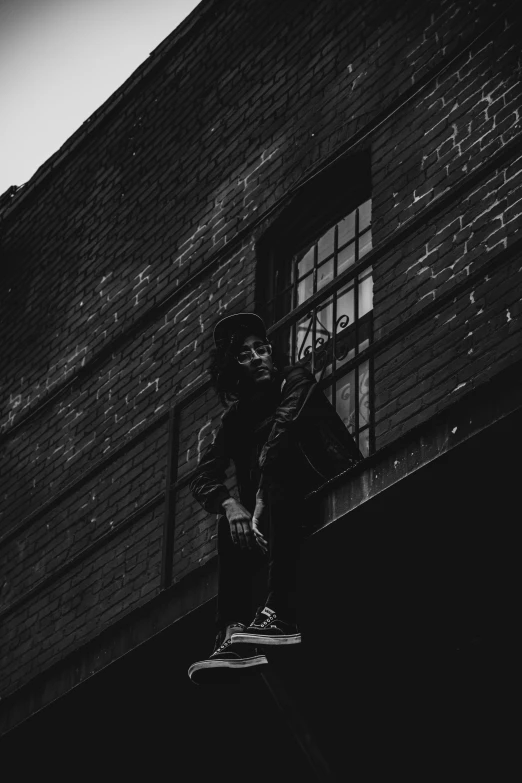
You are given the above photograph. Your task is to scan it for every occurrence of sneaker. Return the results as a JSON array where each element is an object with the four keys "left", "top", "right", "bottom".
[
  {"left": 188, "top": 622, "right": 268, "bottom": 685},
  {"left": 231, "top": 607, "right": 301, "bottom": 646}
]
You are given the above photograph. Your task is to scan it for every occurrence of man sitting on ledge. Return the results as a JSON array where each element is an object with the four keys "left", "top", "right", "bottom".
[{"left": 188, "top": 311, "right": 362, "bottom": 685}]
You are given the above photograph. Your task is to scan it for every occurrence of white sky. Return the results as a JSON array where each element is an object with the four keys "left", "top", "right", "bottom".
[{"left": 0, "top": 0, "right": 202, "bottom": 196}]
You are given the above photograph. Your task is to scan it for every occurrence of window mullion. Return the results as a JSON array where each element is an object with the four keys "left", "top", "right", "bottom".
[
  {"left": 354, "top": 208, "right": 361, "bottom": 449},
  {"left": 313, "top": 243, "right": 318, "bottom": 296},
  {"left": 332, "top": 282, "right": 337, "bottom": 383},
  {"left": 368, "top": 354, "right": 375, "bottom": 454},
  {"left": 332, "top": 226, "right": 338, "bottom": 383},
  {"left": 269, "top": 252, "right": 372, "bottom": 340},
  {"left": 355, "top": 206, "right": 360, "bottom": 264},
  {"left": 294, "top": 253, "right": 298, "bottom": 309},
  {"left": 355, "top": 364, "right": 360, "bottom": 448},
  {"left": 311, "top": 305, "right": 316, "bottom": 374}
]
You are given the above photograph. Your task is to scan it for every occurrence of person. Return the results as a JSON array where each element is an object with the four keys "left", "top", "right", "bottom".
[{"left": 187, "top": 311, "right": 363, "bottom": 684}]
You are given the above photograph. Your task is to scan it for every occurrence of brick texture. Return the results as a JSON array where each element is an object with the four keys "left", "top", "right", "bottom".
[{"left": 1, "top": 0, "right": 520, "bottom": 697}]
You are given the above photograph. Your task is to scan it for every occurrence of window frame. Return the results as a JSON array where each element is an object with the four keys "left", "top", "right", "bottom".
[{"left": 256, "top": 160, "right": 375, "bottom": 453}]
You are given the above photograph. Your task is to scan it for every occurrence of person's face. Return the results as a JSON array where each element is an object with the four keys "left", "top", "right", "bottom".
[{"left": 237, "top": 333, "right": 275, "bottom": 387}]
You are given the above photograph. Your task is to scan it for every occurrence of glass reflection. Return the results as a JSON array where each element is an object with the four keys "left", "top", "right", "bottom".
[
  {"left": 359, "top": 199, "right": 372, "bottom": 231},
  {"left": 359, "top": 360, "right": 370, "bottom": 427},
  {"left": 338, "top": 212, "right": 355, "bottom": 247},
  {"left": 296, "top": 313, "right": 314, "bottom": 362},
  {"left": 358, "top": 268, "right": 373, "bottom": 317},
  {"left": 318, "top": 225, "right": 335, "bottom": 261},
  {"left": 359, "top": 428, "right": 369, "bottom": 458},
  {"left": 359, "top": 230, "right": 372, "bottom": 258},
  {"left": 336, "top": 285, "right": 355, "bottom": 365},
  {"left": 317, "top": 258, "right": 333, "bottom": 291},
  {"left": 336, "top": 370, "right": 356, "bottom": 434},
  {"left": 297, "top": 273, "right": 313, "bottom": 306},
  {"left": 337, "top": 242, "right": 355, "bottom": 275},
  {"left": 297, "top": 246, "right": 314, "bottom": 279}
]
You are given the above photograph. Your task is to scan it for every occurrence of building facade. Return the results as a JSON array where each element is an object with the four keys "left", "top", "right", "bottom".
[{"left": 1, "top": 0, "right": 520, "bottom": 778}]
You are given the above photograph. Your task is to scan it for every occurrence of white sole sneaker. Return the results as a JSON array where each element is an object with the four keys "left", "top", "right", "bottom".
[
  {"left": 231, "top": 632, "right": 301, "bottom": 646},
  {"left": 188, "top": 653, "right": 268, "bottom": 684}
]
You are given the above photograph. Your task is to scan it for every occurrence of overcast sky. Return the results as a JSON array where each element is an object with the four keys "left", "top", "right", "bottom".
[{"left": 0, "top": 0, "right": 202, "bottom": 196}]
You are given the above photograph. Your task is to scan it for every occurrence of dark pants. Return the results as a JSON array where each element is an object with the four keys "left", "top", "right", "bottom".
[{"left": 215, "top": 447, "right": 320, "bottom": 631}]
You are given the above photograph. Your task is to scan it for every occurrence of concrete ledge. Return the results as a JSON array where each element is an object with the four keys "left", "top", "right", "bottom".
[{"left": 313, "top": 357, "right": 522, "bottom": 529}]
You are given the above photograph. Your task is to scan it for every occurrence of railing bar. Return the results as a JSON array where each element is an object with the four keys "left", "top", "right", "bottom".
[
  {"left": 1, "top": 381, "right": 217, "bottom": 549},
  {"left": 363, "top": 308, "right": 374, "bottom": 456},
  {"left": 160, "top": 406, "right": 181, "bottom": 590}
]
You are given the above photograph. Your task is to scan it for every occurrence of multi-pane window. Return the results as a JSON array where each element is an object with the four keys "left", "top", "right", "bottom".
[{"left": 265, "top": 199, "right": 373, "bottom": 457}]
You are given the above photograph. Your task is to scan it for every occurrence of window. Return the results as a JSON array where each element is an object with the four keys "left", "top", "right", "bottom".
[{"left": 257, "top": 162, "right": 373, "bottom": 456}]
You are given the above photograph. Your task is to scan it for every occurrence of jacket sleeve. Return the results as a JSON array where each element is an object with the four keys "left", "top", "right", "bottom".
[
  {"left": 189, "top": 415, "right": 233, "bottom": 514},
  {"left": 257, "top": 366, "right": 318, "bottom": 489}
]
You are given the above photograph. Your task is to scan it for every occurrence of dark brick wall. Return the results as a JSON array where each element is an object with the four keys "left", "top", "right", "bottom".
[
  {"left": 372, "top": 10, "right": 522, "bottom": 443},
  {"left": 1, "top": 0, "right": 520, "bottom": 698}
]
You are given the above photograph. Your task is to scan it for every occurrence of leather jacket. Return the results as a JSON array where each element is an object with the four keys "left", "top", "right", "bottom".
[{"left": 189, "top": 364, "right": 363, "bottom": 514}]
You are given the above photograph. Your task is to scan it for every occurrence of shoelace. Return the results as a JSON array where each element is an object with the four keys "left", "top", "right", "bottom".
[
  {"left": 213, "top": 626, "right": 245, "bottom": 655},
  {"left": 213, "top": 637, "right": 232, "bottom": 655},
  {"left": 256, "top": 610, "right": 277, "bottom": 628}
]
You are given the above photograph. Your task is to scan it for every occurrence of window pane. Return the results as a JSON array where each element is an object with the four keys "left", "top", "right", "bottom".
[
  {"left": 359, "top": 199, "right": 372, "bottom": 231},
  {"left": 336, "top": 370, "right": 356, "bottom": 434},
  {"left": 297, "top": 246, "right": 314, "bottom": 279},
  {"left": 358, "top": 268, "right": 373, "bottom": 317},
  {"left": 338, "top": 211, "right": 355, "bottom": 247},
  {"left": 336, "top": 283, "right": 354, "bottom": 328},
  {"left": 296, "top": 313, "right": 314, "bottom": 363},
  {"left": 297, "top": 272, "right": 313, "bottom": 306},
  {"left": 315, "top": 298, "right": 333, "bottom": 379},
  {"left": 323, "top": 385, "right": 333, "bottom": 406},
  {"left": 316, "top": 298, "right": 333, "bottom": 344},
  {"left": 358, "top": 359, "right": 370, "bottom": 428},
  {"left": 335, "top": 283, "right": 355, "bottom": 365},
  {"left": 318, "top": 225, "right": 335, "bottom": 262},
  {"left": 359, "top": 229, "right": 372, "bottom": 258},
  {"left": 337, "top": 241, "right": 355, "bottom": 275},
  {"left": 317, "top": 258, "right": 334, "bottom": 291},
  {"left": 359, "top": 428, "right": 369, "bottom": 458}
]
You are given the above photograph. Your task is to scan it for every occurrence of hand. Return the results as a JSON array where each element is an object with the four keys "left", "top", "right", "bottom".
[
  {"left": 223, "top": 499, "right": 267, "bottom": 553},
  {"left": 252, "top": 495, "right": 268, "bottom": 554}
]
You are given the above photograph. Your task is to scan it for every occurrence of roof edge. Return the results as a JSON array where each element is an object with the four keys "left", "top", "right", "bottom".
[{"left": 0, "top": 0, "right": 220, "bottom": 223}]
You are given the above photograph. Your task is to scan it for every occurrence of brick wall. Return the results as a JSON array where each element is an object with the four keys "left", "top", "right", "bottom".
[
  {"left": 1, "top": 0, "right": 520, "bottom": 698},
  {"left": 372, "top": 8, "right": 522, "bottom": 443}
]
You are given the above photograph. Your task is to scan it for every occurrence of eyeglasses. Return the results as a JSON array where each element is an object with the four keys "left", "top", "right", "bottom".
[{"left": 236, "top": 343, "right": 272, "bottom": 364}]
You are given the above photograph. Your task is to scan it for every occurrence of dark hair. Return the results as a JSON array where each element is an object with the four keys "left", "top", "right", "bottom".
[{"left": 209, "top": 325, "right": 289, "bottom": 408}]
